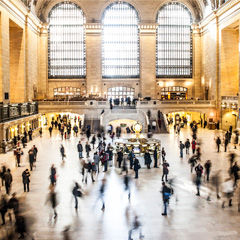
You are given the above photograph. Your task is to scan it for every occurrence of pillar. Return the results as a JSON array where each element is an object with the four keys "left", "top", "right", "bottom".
[
  {"left": 139, "top": 23, "right": 158, "bottom": 99},
  {"left": 192, "top": 24, "right": 202, "bottom": 99},
  {"left": 37, "top": 24, "right": 48, "bottom": 98},
  {"left": 0, "top": 13, "right": 10, "bottom": 103},
  {"left": 85, "top": 23, "right": 102, "bottom": 96}
]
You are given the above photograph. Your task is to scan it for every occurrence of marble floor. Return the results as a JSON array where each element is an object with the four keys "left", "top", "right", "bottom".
[{"left": 1, "top": 126, "right": 240, "bottom": 240}]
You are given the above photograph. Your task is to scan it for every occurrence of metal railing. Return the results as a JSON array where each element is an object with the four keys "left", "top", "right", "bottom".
[{"left": 0, "top": 102, "right": 38, "bottom": 123}]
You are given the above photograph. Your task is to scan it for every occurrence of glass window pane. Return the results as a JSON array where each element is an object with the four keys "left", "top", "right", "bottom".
[
  {"left": 156, "top": 2, "right": 192, "bottom": 78},
  {"left": 102, "top": 2, "right": 140, "bottom": 78},
  {"left": 48, "top": 2, "right": 86, "bottom": 79}
]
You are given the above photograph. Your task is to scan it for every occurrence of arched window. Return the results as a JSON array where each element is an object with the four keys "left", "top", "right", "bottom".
[
  {"left": 48, "top": 2, "right": 86, "bottom": 79},
  {"left": 102, "top": 2, "right": 140, "bottom": 78},
  {"left": 156, "top": 2, "right": 193, "bottom": 78}
]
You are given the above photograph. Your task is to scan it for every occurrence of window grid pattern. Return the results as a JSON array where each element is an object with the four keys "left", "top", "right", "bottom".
[
  {"left": 48, "top": 2, "right": 86, "bottom": 79},
  {"left": 54, "top": 87, "right": 81, "bottom": 96},
  {"left": 156, "top": 2, "right": 193, "bottom": 78},
  {"left": 102, "top": 2, "right": 140, "bottom": 78},
  {"left": 108, "top": 87, "right": 135, "bottom": 100}
]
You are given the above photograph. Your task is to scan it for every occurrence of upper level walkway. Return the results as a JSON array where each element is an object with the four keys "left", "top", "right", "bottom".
[{"left": 38, "top": 99, "right": 216, "bottom": 115}]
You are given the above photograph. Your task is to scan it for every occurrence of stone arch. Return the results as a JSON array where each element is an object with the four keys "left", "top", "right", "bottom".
[
  {"left": 38, "top": 0, "right": 88, "bottom": 23},
  {"left": 99, "top": 0, "right": 142, "bottom": 22},
  {"left": 153, "top": 0, "right": 203, "bottom": 23}
]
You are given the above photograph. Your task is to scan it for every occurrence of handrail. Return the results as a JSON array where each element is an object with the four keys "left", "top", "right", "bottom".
[{"left": 163, "top": 113, "right": 170, "bottom": 133}]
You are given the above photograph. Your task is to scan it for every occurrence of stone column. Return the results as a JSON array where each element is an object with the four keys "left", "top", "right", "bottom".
[
  {"left": 192, "top": 24, "right": 202, "bottom": 99},
  {"left": 238, "top": 18, "right": 240, "bottom": 128},
  {"left": 0, "top": 13, "right": 10, "bottom": 104},
  {"left": 37, "top": 24, "right": 48, "bottom": 98},
  {"left": 139, "top": 23, "right": 158, "bottom": 99},
  {"left": 85, "top": 23, "right": 102, "bottom": 96}
]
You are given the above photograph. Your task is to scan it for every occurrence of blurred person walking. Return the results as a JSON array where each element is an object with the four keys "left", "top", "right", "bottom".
[
  {"left": 222, "top": 178, "right": 234, "bottom": 208},
  {"left": 128, "top": 216, "right": 144, "bottom": 240},
  {"left": 161, "top": 182, "right": 172, "bottom": 216},
  {"left": 204, "top": 160, "right": 212, "bottom": 182},
  {"left": 60, "top": 144, "right": 66, "bottom": 161},
  {"left": 231, "top": 162, "right": 239, "bottom": 187},
  {"left": 3, "top": 168, "right": 12, "bottom": 195},
  {"left": 45, "top": 186, "right": 58, "bottom": 221},
  {"left": 93, "top": 152, "right": 100, "bottom": 173},
  {"left": 22, "top": 169, "right": 30, "bottom": 192},
  {"left": 99, "top": 179, "right": 107, "bottom": 211},
  {"left": 195, "top": 163, "right": 203, "bottom": 196},
  {"left": 0, "top": 194, "right": 8, "bottom": 225},
  {"left": 72, "top": 182, "right": 83, "bottom": 210},
  {"left": 50, "top": 164, "right": 57, "bottom": 186}
]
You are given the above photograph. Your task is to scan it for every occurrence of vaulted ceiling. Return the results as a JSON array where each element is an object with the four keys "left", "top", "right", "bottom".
[{"left": 32, "top": 0, "right": 214, "bottom": 23}]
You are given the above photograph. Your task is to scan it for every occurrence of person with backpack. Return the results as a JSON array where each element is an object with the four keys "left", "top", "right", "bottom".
[
  {"left": 185, "top": 139, "right": 190, "bottom": 154},
  {"left": 161, "top": 182, "right": 172, "bottom": 216},
  {"left": 179, "top": 141, "right": 185, "bottom": 158}
]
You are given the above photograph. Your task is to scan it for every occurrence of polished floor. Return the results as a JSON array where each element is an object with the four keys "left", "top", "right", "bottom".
[{"left": 1, "top": 126, "right": 240, "bottom": 240}]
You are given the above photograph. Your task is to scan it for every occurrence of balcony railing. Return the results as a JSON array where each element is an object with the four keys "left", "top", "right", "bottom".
[{"left": 0, "top": 102, "right": 38, "bottom": 123}]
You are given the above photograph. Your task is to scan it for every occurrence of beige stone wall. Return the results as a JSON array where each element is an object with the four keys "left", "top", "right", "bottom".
[
  {"left": 220, "top": 29, "right": 239, "bottom": 96},
  {"left": 10, "top": 23, "right": 25, "bottom": 103}
]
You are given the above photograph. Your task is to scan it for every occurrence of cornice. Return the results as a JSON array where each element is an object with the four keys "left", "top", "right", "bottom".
[{"left": 0, "top": 0, "right": 41, "bottom": 33}]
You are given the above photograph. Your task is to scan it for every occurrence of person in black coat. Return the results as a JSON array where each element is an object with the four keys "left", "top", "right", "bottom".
[
  {"left": 86, "top": 128, "right": 91, "bottom": 140},
  {"left": 91, "top": 135, "right": 96, "bottom": 149},
  {"left": 133, "top": 157, "right": 140, "bottom": 179},
  {"left": 231, "top": 162, "right": 239, "bottom": 187},
  {"left": 144, "top": 150, "right": 152, "bottom": 169},
  {"left": 154, "top": 147, "right": 158, "bottom": 168},
  {"left": 28, "top": 148, "right": 35, "bottom": 171},
  {"left": 216, "top": 136, "right": 221, "bottom": 152},
  {"left": 22, "top": 169, "right": 30, "bottom": 192},
  {"left": 50, "top": 164, "right": 57, "bottom": 186},
  {"left": 117, "top": 149, "right": 123, "bottom": 168}
]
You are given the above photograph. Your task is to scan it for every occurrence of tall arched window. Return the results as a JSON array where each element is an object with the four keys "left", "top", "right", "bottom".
[
  {"left": 48, "top": 2, "right": 86, "bottom": 79},
  {"left": 156, "top": 2, "right": 193, "bottom": 78},
  {"left": 102, "top": 2, "right": 140, "bottom": 78}
]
